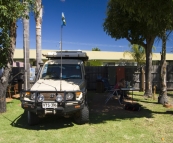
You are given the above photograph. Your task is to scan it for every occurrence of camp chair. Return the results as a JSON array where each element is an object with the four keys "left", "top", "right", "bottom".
[
  {"left": 104, "top": 89, "right": 122, "bottom": 105},
  {"left": 101, "top": 78, "right": 113, "bottom": 92}
]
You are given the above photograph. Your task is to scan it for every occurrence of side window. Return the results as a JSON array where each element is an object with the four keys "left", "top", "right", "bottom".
[
  {"left": 42, "top": 65, "right": 48, "bottom": 74},
  {"left": 41, "top": 64, "right": 48, "bottom": 78}
]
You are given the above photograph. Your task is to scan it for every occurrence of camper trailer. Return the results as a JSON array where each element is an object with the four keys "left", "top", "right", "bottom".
[{"left": 20, "top": 50, "right": 89, "bottom": 125}]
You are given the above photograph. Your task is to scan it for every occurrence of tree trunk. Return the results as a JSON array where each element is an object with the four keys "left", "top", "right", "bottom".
[
  {"left": 35, "top": 0, "right": 43, "bottom": 72},
  {"left": 0, "top": 21, "right": 16, "bottom": 113},
  {"left": 158, "top": 31, "right": 168, "bottom": 104},
  {"left": 0, "top": 85, "right": 6, "bottom": 113},
  {"left": 144, "top": 38, "right": 155, "bottom": 97},
  {"left": 23, "top": 2, "right": 30, "bottom": 90},
  {"left": 0, "top": 67, "right": 10, "bottom": 113},
  {"left": 140, "top": 66, "right": 145, "bottom": 92}
]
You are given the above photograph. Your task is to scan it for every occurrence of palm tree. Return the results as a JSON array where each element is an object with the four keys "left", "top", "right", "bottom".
[
  {"left": 124, "top": 44, "right": 156, "bottom": 67},
  {"left": 123, "top": 44, "right": 146, "bottom": 67},
  {"left": 23, "top": 1, "right": 30, "bottom": 90},
  {"left": 123, "top": 44, "right": 146, "bottom": 91},
  {"left": 35, "top": 0, "right": 43, "bottom": 72}
]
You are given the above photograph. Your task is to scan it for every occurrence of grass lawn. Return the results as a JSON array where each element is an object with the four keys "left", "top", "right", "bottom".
[{"left": 0, "top": 91, "right": 173, "bottom": 143}]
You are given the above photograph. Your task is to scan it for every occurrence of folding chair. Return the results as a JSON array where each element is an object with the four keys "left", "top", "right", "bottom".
[
  {"left": 105, "top": 89, "right": 122, "bottom": 105},
  {"left": 101, "top": 78, "right": 113, "bottom": 92}
]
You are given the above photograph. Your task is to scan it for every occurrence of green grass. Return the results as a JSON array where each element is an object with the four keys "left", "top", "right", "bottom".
[{"left": 0, "top": 91, "right": 173, "bottom": 143}]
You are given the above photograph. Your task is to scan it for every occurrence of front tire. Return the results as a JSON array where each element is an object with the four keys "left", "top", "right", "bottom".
[
  {"left": 73, "top": 105, "right": 89, "bottom": 125},
  {"left": 27, "top": 111, "right": 39, "bottom": 126}
]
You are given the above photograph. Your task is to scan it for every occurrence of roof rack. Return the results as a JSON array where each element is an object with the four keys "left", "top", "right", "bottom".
[{"left": 42, "top": 50, "right": 89, "bottom": 61}]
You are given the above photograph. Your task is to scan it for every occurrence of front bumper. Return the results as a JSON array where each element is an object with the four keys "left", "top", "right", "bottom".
[
  {"left": 21, "top": 101, "right": 84, "bottom": 115},
  {"left": 20, "top": 90, "right": 86, "bottom": 116}
]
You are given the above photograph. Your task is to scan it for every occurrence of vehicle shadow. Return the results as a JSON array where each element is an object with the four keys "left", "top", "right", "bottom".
[{"left": 11, "top": 111, "right": 75, "bottom": 130}]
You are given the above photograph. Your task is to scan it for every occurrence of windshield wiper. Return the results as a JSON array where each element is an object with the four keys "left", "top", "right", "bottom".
[
  {"left": 42, "top": 76, "right": 60, "bottom": 80},
  {"left": 62, "top": 77, "right": 71, "bottom": 79}
]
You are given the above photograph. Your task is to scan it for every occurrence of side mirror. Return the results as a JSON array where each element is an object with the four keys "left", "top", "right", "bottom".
[{"left": 39, "top": 61, "right": 44, "bottom": 67}]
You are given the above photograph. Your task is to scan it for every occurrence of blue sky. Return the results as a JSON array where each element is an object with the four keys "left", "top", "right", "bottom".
[{"left": 16, "top": 0, "right": 173, "bottom": 52}]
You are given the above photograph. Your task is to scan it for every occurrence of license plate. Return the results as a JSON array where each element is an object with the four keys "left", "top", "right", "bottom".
[{"left": 42, "top": 103, "right": 57, "bottom": 108}]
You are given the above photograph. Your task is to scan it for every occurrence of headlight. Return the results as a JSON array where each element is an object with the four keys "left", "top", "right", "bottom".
[
  {"left": 56, "top": 94, "right": 63, "bottom": 102},
  {"left": 66, "top": 92, "right": 74, "bottom": 100},
  {"left": 30, "top": 93, "right": 36, "bottom": 100},
  {"left": 37, "top": 94, "right": 44, "bottom": 102}
]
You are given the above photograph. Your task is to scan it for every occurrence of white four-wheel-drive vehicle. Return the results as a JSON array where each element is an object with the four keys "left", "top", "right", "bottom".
[{"left": 20, "top": 51, "right": 89, "bottom": 125}]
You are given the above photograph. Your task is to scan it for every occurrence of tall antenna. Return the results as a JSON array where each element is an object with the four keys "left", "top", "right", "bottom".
[
  {"left": 60, "top": 27, "right": 62, "bottom": 91},
  {"left": 60, "top": 12, "right": 66, "bottom": 91}
]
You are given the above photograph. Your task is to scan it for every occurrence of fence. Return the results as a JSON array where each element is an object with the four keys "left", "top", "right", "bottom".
[
  {"left": 85, "top": 65, "right": 173, "bottom": 91},
  {"left": 11, "top": 65, "right": 173, "bottom": 91},
  {"left": 85, "top": 66, "right": 139, "bottom": 90}
]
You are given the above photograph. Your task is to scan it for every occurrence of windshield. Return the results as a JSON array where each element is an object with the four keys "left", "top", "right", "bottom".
[{"left": 40, "top": 64, "right": 82, "bottom": 79}]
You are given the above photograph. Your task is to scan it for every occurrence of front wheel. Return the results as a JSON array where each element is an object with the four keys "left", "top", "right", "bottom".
[
  {"left": 27, "top": 111, "right": 39, "bottom": 126},
  {"left": 73, "top": 105, "right": 89, "bottom": 125}
]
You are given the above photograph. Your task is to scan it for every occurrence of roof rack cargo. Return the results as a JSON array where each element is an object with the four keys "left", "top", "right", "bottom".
[{"left": 42, "top": 50, "right": 89, "bottom": 61}]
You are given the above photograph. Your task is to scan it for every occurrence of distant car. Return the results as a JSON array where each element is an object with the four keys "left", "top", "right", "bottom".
[{"left": 20, "top": 51, "right": 89, "bottom": 125}]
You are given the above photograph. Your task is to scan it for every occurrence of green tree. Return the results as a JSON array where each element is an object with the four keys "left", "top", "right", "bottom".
[
  {"left": 0, "top": 0, "right": 33, "bottom": 113},
  {"left": 92, "top": 47, "right": 101, "bottom": 51},
  {"left": 103, "top": 0, "right": 173, "bottom": 99},
  {"left": 89, "top": 60, "right": 102, "bottom": 66}
]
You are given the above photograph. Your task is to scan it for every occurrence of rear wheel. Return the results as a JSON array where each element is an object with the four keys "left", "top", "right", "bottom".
[
  {"left": 27, "top": 111, "right": 39, "bottom": 126},
  {"left": 73, "top": 105, "right": 89, "bottom": 124}
]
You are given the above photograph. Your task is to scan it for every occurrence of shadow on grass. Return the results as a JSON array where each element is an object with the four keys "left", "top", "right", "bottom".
[
  {"left": 10, "top": 111, "right": 75, "bottom": 130},
  {"left": 9, "top": 91, "right": 173, "bottom": 129},
  {"left": 89, "top": 102, "right": 152, "bottom": 124},
  {"left": 88, "top": 91, "right": 173, "bottom": 124},
  {"left": 167, "top": 92, "right": 173, "bottom": 98},
  {"left": 86, "top": 91, "right": 152, "bottom": 124}
]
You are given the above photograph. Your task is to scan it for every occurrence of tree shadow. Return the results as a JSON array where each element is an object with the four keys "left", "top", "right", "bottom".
[
  {"left": 88, "top": 91, "right": 173, "bottom": 124},
  {"left": 167, "top": 92, "right": 173, "bottom": 98},
  {"left": 87, "top": 92, "right": 153, "bottom": 124}
]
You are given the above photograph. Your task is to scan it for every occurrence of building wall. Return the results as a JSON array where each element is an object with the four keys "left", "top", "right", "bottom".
[{"left": 13, "top": 49, "right": 173, "bottom": 66}]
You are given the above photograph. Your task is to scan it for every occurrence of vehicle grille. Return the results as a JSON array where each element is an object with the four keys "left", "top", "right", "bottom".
[{"left": 40, "top": 92, "right": 64, "bottom": 101}]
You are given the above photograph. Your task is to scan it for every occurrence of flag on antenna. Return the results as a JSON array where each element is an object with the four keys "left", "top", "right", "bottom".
[{"left": 62, "top": 12, "right": 66, "bottom": 26}]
